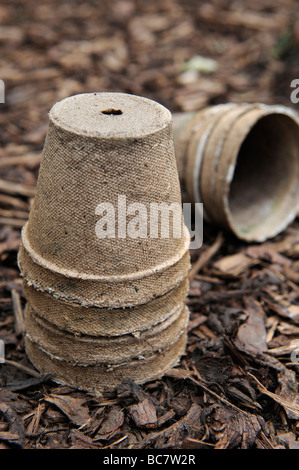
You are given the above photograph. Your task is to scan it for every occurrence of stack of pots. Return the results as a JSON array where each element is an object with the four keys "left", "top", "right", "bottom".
[
  {"left": 18, "top": 92, "right": 191, "bottom": 395},
  {"left": 172, "top": 103, "right": 299, "bottom": 243}
]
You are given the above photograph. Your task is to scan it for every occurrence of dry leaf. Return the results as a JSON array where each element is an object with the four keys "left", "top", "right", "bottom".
[
  {"left": 94, "top": 406, "right": 124, "bottom": 440},
  {"left": 213, "top": 252, "right": 259, "bottom": 277},
  {"left": 209, "top": 405, "right": 262, "bottom": 449},
  {"left": 45, "top": 394, "right": 90, "bottom": 427},
  {"left": 248, "top": 373, "right": 299, "bottom": 420},
  {"left": 236, "top": 298, "right": 267, "bottom": 353},
  {"left": 128, "top": 398, "right": 157, "bottom": 428}
]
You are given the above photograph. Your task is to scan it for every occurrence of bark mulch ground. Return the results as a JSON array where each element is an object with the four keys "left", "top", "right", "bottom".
[{"left": 0, "top": 0, "right": 299, "bottom": 450}]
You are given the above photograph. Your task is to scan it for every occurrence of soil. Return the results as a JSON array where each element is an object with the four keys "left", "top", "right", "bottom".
[{"left": 0, "top": 0, "right": 299, "bottom": 450}]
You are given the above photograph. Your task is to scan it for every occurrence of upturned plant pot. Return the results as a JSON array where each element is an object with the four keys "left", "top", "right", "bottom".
[
  {"left": 24, "top": 330, "right": 187, "bottom": 396},
  {"left": 18, "top": 92, "right": 191, "bottom": 392},
  {"left": 24, "top": 302, "right": 189, "bottom": 366},
  {"left": 18, "top": 92, "right": 190, "bottom": 307},
  {"left": 23, "top": 278, "right": 189, "bottom": 337}
]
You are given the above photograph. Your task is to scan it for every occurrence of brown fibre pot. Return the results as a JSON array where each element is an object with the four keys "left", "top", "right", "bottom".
[
  {"left": 23, "top": 279, "right": 189, "bottom": 337},
  {"left": 173, "top": 103, "right": 299, "bottom": 242},
  {"left": 18, "top": 92, "right": 191, "bottom": 393},
  {"left": 24, "top": 302, "right": 189, "bottom": 366},
  {"left": 24, "top": 330, "right": 188, "bottom": 396}
]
